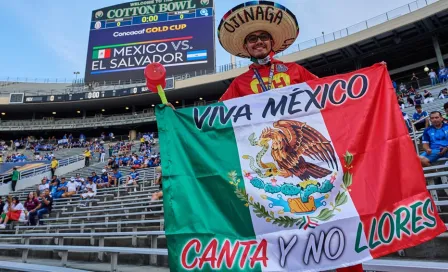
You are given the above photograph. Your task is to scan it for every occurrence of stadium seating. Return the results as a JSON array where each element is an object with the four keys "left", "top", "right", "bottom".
[
  {"left": 0, "top": 159, "right": 166, "bottom": 270},
  {"left": 0, "top": 112, "right": 155, "bottom": 131}
]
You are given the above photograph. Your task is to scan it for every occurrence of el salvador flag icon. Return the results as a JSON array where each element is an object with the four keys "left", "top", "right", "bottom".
[{"left": 187, "top": 50, "right": 207, "bottom": 61}]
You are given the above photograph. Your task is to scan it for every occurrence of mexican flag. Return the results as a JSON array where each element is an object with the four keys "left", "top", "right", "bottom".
[
  {"left": 92, "top": 48, "right": 111, "bottom": 59},
  {"left": 157, "top": 64, "right": 446, "bottom": 272}
]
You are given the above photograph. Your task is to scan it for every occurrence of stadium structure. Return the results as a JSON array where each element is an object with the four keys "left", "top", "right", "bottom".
[{"left": 0, "top": 0, "right": 447, "bottom": 271}]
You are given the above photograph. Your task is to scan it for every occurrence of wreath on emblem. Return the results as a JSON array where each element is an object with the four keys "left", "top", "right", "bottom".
[{"left": 230, "top": 149, "right": 354, "bottom": 230}]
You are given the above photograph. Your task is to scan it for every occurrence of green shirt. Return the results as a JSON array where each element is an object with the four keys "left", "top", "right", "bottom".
[{"left": 12, "top": 170, "right": 19, "bottom": 181}]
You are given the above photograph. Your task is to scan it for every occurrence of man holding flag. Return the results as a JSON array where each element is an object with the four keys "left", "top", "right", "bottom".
[{"left": 216, "top": 2, "right": 356, "bottom": 270}]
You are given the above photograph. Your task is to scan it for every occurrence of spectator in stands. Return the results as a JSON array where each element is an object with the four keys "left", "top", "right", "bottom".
[
  {"left": 90, "top": 172, "right": 100, "bottom": 183},
  {"left": 50, "top": 157, "right": 58, "bottom": 177},
  {"left": 109, "top": 168, "right": 122, "bottom": 187},
  {"left": 444, "top": 102, "right": 448, "bottom": 121},
  {"left": 125, "top": 167, "right": 139, "bottom": 191},
  {"left": 110, "top": 156, "right": 119, "bottom": 170},
  {"left": 0, "top": 197, "right": 25, "bottom": 228},
  {"left": 28, "top": 188, "right": 53, "bottom": 226},
  {"left": 141, "top": 156, "right": 150, "bottom": 168},
  {"left": 81, "top": 177, "right": 97, "bottom": 200},
  {"left": 411, "top": 73, "right": 420, "bottom": 89},
  {"left": 100, "top": 146, "right": 106, "bottom": 162},
  {"left": 152, "top": 167, "right": 163, "bottom": 201},
  {"left": 24, "top": 192, "right": 39, "bottom": 225},
  {"left": 74, "top": 173, "right": 86, "bottom": 191},
  {"left": 0, "top": 197, "right": 4, "bottom": 217},
  {"left": 399, "top": 82, "right": 406, "bottom": 93},
  {"left": 0, "top": 196, "right": 11, "bottom": 219},
  {"left": 53, "top": 177, "right": 67, "bottom": 199},
  {"left": 429, "top": 69, "right": 438, "bottom": 86},
  {"left": 414, "top": 92, "right": 423, "bottom": 105},
  {"left": 412, "top": 105, "right": 429, "bottom": 131},
  {"left": 108, "top": 144, "right": 113, "bottom": 158},
  {"left": 439, "top": 66, "right": 447, "bottom": 83},
  {"left": 97, "top": 169, "right": 109, "bottom": 189},
  {"left": 84, "top": 148, "right": 91, "bottom": 167},
  {"left": 37, "top": 177, "right": 49, "bottom": 195},
  {"left": 438, "top": 88, "right": 448, "bottom": 99},
  {"left": 420, "top": 111, "right": 448, "bottom": 166},
  {"left": 423, "top": 90, "right": 434, "bottom": 104},
  {"left": 11, "top": 167, "right": 19, "bottom": 192},
  {"left": 392, "top": 81, "right": 397, "bottom": 92},
  {"left": 14, "top": 140, "right": 19, "bottom": 151},
  {"left": 62, "top": 177, "right": 80, "bottom": 198}
]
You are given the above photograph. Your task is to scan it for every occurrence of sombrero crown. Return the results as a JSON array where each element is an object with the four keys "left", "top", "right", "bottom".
[{"left": 218, "top": 1, "right": 299, "bottom": 58}]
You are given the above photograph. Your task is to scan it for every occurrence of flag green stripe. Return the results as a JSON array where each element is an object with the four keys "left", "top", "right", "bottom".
[
  {"left": 156, "top": 104, "right": 259, "bottom": 271},
  {"left": 92, "top": 50, "right": 99, "bottom": 59}
]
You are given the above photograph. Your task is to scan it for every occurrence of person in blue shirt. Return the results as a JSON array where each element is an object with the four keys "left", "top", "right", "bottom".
[
  {"left": 414, "top": 91, "right": 423, "bottom": 105},
  {"left": 110, "top": 168, "right": 122, "bottom": 187},
  {"left": 412, "top": 105, "right": 429, "bottom": 131},
  {"left": 90, "top": 172, "right": 99, "bottom": 183},
  {"left": 125, "top": 167, "right": 140, "bottom": 191},
  {"left": 53, "top": 177, "right": 67, "bottom": 199},
  {"left": 133, "top": 157, "right": 142, "bottom": 168},
  {"left": 420, "top": 111, "right": 448, "bottom": 166},
  {"left": 98, "top": 169, "right": 109, "bottom": 189}
]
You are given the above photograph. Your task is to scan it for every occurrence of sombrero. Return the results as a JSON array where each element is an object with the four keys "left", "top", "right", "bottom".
[{"left": 218, "top": 1, "right": 299, "bottom": 58}]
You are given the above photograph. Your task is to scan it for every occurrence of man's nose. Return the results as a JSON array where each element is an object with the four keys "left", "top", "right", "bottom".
[{"left": 255, "top": 39, "right": 264, "bottom": 46}]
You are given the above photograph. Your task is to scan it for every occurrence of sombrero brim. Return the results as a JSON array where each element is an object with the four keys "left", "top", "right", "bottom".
[{"left": 218, "top": 1, "right": 299, "bottom": 58}]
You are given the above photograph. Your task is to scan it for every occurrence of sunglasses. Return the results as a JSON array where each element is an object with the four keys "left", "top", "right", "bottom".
[{"left": 245, "top": 33, "right": 271, "bottom": 44}]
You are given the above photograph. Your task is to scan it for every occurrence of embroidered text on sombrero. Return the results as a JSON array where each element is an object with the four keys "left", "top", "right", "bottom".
[{"left": 223, "top": 6, "right": 283, "bottom": 33}]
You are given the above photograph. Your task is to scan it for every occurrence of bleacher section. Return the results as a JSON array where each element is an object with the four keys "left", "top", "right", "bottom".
[
  {"left": 0, "top": 112, "right": 155, "bottom": 131},
  {"left": 0, "top": 160, "right": 166, "bottom": 271}
]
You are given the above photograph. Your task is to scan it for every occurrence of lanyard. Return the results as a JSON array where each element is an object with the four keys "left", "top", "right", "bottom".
[{"left": 253, "top": 64, "right": 275, "bottom": 93}]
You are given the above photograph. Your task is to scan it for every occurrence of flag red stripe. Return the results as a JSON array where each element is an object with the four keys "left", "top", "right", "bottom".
[{"left": 307, "top": 63, "right": 446, "bottom": 259}]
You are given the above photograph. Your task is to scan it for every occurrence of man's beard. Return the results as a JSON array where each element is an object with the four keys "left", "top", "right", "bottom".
[{"left": 251, "top": 51, "right": 269, "bottom": 59}]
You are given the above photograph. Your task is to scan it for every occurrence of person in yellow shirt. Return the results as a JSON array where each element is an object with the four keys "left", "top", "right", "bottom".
[
  {"left": 84, "top": 148, "right": 91, "bottom": 167},
  {"left": 50, "top": 157, "right": 58, "bottom": 177}
]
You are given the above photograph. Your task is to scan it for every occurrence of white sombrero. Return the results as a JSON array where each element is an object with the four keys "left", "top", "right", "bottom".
[{"left": 217, "top": 1, "right": 299, "bottom": 58}]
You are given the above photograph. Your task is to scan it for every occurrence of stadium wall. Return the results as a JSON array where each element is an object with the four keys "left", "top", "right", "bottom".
[{"left": 0, "top": 159, "right": 85, "bottom": 195}]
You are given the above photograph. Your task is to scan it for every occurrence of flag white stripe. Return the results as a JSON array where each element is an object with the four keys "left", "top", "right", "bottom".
[
  {"left": 223, "top": 83, "right": 372, "bottom": 271},
  {"left": 98, "top": 49, "right": 105, "bottom": 59},
  {"left": 187, "top": 53, "right": 207, "bottom": 58}
]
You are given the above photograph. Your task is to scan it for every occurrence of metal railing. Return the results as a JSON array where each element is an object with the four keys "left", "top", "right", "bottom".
[
  {"left": 0, "top": 154, "right": 85, "bottom": 185},
  {"left": 0, "top": 0, "right": 439, "bottom": 88}
]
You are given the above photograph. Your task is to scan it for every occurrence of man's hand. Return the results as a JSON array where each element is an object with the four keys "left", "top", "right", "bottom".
[
  {"left": 426, "top": 148, "right": 432, "bottom": 155},
  {"left": 165, "top": 103, "right": 176, "bottom": 110},
  {"left": 439, "top": 147, "right": 448, "bottom": 156}
]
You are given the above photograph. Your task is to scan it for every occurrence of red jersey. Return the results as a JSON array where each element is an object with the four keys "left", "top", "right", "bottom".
[{"left": 219, "top": 59, "right": 317, "bottom": 101}]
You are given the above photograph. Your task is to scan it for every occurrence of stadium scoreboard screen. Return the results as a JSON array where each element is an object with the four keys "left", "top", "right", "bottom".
[{"left": 85, "top": 0, "right": 215, "bottom": 83}]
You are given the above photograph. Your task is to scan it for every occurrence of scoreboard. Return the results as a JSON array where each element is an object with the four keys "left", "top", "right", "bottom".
[{"left": 85, "top": 0, "right": 215, "bottom": 83}]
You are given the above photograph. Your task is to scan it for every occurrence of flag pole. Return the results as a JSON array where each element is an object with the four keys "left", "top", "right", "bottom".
[{"left": 145, "top": 63, "right": 168, "bottom": 105}]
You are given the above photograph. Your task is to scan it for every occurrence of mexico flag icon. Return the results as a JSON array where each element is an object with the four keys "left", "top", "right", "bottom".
[
  {"left": 92, "top": 48, "right": 111, "bottom": 59},
  {"left": 156, "top": 63, "right": 447, "bottom": 272}
]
